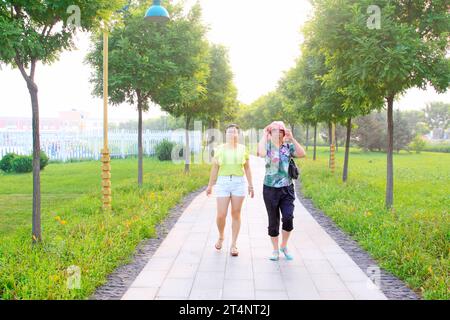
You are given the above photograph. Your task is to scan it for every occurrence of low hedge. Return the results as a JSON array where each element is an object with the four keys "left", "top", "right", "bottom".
[
  {"left": 11, "top": 155, "right": 33, "bottom": 173},
  {"left": 0, "top": 153, "right": 17, "bottom": 172},
  {"left": 0, "top": 151, "right": 50, "bottom": 173},
  {"left": 423, "top": 143, "right": 450, "bottom": 153},
  {"left": 154, "top": 139, "right": 176, "bottom": 161}
]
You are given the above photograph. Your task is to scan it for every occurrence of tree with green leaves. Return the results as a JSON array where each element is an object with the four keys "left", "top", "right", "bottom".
[
  {"left": 199, "top": 44, "right": 238, "bottom": 130},
  {"left": 307, "top": 0, "right": 449, "bottom": 208},
  {"left": 0, "top": 0, "right": 123, "bottom": 242},
  {"left": 236, "top": 91, "right": 293, "bottom": 132},
  {"left": 156, "top": 3, "right": 210, "bottom": 173},
  {"left": 353, "top": 111, "right": 386, "bottom": 152},
  {"left": 353, "top": 110, "right": 416, "bottom": 153},
  {"left": 318, "top": 66, "right": 382, "bottom": 182},
  {"left": 86, "top": 1, "right": 203, "bottom": 184},
  {"left": 279, "top": 53, "right": 321, "bottom": 160},
  {"left": 423, "top": 102, "right": 450, "bottom": 139},
  {"left": 402, "top": 110, "right": 428, "bottom": 136},
  {"left": 302, "top": 3, "right": 385, "bottom": 181},
  {"left": 393, "top": 109, "right": 415, "bottom": 153},
  {"left": 116, "top": 115, "right": 186, "bottom": 131},
  {"left": 236, "top": 100, "right": 268, "bottom": 130},
  {"left": 262, "top": 92, "right": 293, "bottom": 128},
  {"left": 277, "top": 76, "right": 303, "bottom": 137}
]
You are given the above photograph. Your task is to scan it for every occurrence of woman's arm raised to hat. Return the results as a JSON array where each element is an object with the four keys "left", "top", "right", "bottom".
[
  {"left": 284, "top": 129, "right": 306, "bottom": 158},
  {"left": 257, "top": 125, "right": 271, "bottom": 158}
]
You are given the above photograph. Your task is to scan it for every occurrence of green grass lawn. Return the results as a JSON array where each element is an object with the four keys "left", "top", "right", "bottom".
[
  {"left": 0, "top": 158, "right": 172, "bottom": 237},
  {"left": 0, "top": 158, "right": 209, "bottom": 299},
  {"left": 297, "top": 147, "right": 449, "bottom": 300}
]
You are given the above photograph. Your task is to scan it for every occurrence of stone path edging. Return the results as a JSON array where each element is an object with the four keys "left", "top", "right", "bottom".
[{"left": 91, "top": 186, "right": 206, "bottom": 300}]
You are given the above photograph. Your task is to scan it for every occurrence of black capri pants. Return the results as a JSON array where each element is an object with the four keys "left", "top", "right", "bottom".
[{"left": 262, "top": 184, "right": 295, "bottom": 237}]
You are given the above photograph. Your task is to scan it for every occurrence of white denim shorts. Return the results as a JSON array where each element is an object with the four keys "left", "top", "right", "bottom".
[{"left": 214, "top": 175, "right": 246, "bottom": 198}]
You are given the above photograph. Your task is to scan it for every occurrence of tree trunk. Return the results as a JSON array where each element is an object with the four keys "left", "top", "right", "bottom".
[
  {"left": 313, "top": 123, "right": 317, "bottom": 161},
  {"left": 386, "top": 96, "right": 394, "bottom": 209},
  {"left": 29, "top": 84, "right": 41, "bottom": 243},
  {"left": 328, "top": 122, "right": 332, "bottom": 168},
  {"left": 342, "top": 117, "right": 352, "bottom": 182},
  {"left": 206, "top": 120, "right": 214, "bottom": 163},
  {"left": 290, "top": 124, "right": 295, "bottom": 137},
  {"left": 305, "top": 124, "right": 309, "bottom": 151},
  {"left": 137, "top": 102, "right": 143, "bottom": 187},
  {"left": 17, "top": 58, "right": 42, "bottom": 244},
  {"left": 185, "top": 115, "right": 191, "bottom": 173}
]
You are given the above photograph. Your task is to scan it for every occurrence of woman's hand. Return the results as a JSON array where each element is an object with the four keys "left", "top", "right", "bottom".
[
  {"left": 284, "top": 129, "right": 294, "bottom": 143},
  {"left": 258, "top": 128, "right": 269, "bottom": 157},
  {"left": 248, "top": 185, "right": 254, "bottom": 198},
  {"left": 206, "top": 185, "right": 213, "bottom": 197},
  {"left": 284, "top": 129, "right": 306, "bottom": 158},
  {"left": 264, "top": 124, "right": 271, "bottom": 137}
]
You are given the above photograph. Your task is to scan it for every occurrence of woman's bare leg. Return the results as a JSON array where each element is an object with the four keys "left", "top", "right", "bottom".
[
  {"left": 230, "top": 196, "right": 245, "bottom": 249},
  {"left": 216, "top": 197, "right": 231, "bottom": 248},
  {"left": 270, "top": 236, "right": 279, "bottom": 251},
  {"left": 280, "top": 230, "right": 291, "bottom": 248}
]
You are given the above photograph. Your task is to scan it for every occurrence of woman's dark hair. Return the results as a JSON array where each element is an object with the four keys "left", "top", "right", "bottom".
[{"left": 225, "top": 124, "right": 240, "bottom": 132}]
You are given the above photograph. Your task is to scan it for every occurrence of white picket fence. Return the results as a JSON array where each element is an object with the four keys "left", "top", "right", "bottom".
[{"left": 0, "top": 130, "right": 202, "bottom": 162}]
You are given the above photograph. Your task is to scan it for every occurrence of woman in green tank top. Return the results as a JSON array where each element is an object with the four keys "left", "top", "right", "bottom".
[{"left": 206, "top": 124, "right": 254, "bottom": 257}]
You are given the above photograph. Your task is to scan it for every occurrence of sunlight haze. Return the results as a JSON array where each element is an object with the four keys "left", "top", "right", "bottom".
[{"left": 0, "top": 0, "right": 448, "bottom": 121}]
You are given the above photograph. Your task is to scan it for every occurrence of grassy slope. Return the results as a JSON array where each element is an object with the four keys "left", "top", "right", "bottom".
[{"left": 297, "top": 147, "right": 449, "bottom": 299}]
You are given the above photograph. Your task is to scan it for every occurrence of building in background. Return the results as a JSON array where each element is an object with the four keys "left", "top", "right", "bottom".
[{"left": 0, "top": 109, "right": 115, "bottom": 133}]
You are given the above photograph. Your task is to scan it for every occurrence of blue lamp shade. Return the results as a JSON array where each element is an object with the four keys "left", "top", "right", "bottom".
[{"left": 144, "top": 0, "right": 170, "bottom": 22}]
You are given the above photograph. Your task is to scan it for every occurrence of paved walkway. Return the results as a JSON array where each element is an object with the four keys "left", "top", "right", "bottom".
[{"left": 122, "top": 156, "right": 387, "bottom": 300}]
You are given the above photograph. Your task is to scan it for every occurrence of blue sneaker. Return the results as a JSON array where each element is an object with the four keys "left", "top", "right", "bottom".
[
  {"left": 280, "top": 247, "right": 294, "bottom": 260},
  {"left": 269, "top": 250, "right": 279, "bottom": 261}
]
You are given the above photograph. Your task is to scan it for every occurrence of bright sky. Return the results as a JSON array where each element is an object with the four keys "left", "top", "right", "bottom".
[{"left": 0, "top": 0, "right": 448, "bottom": 121}]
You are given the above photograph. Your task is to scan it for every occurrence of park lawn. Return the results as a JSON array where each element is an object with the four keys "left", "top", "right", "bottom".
[
  {"left": 297, "top": 147, "right": 449, "bottom": 300},
  {"left": 0, "top": 158, "right": 184, "bottom": 236},
  {"left": 0, "top": 158, "right": 210, "bottom": 299}
]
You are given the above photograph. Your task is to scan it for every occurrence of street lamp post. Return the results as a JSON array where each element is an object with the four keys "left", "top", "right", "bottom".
[
  {"left": 101, "top": 0, "right": 170, "bottom": 211},
  {"left": 101, "top": 30, "right": 111, "bottom": 211}
]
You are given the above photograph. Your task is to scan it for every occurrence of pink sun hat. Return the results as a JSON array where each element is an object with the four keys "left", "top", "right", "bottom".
[{"left": 267, "top": 121, "right": 287, "bottom": 133}]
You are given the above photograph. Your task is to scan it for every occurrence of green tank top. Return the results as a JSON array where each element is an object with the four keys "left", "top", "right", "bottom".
[{"left": 213, "top": 144, "right": 249, "bottom": 176}]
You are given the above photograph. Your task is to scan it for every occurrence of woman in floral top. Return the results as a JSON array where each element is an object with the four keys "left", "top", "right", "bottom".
[{"left": 257, "top": 121, "right": 306, "bottom": 261}]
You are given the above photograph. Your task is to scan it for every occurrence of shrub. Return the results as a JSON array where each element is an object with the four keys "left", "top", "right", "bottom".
[
  {"left": 155, "top": 139, "right": 175, "bottom": 161},
  {"left": 353, "top": 110, "right": 415, "bottom": 152},
  {"left": 423, "top": 143, "right": 450, "bottom": 153},
  {"left": 5, "top": 151, "right": 49, "bottom": 173},
  {"left": 40, "top": 151, "right": 49, "bottom": 170},
  {"left": 11, "top": 155, "right": 33, "bottom": 173},
  {"left": 409, "top": 135, "right": 426, "bottom": 153},
  {"left": 0, "top": 153, "right": 17, "bottom": 172}
]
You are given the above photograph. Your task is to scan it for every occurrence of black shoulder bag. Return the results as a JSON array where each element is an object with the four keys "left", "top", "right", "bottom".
[
  {"left": 288, "top": 143, "right": 299, "bottom": 179},
  {"left": 288, "top": 158, "right": 299, "bottom": 180}
]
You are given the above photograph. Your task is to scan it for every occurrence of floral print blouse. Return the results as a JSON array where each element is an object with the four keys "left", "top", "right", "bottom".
[{"left": 264, "top": 141, "right": 296, "bottom": 188}]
